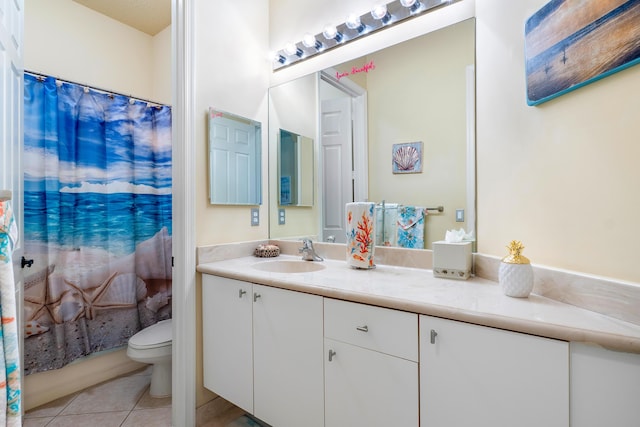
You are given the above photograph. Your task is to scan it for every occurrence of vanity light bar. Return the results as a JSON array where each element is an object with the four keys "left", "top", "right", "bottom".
[{"left": 272, "top": 0, "right": 457, "bottom": 70}]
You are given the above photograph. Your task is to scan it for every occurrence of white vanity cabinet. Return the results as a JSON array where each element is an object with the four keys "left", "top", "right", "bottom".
[
  {"left": 252, "top": 283, "right": 324, "bottom": 427},
  {"left": 419, "top": 315, "right": 569, "bottom": 427},
  {"left": 201, "top": 266, "right": 640, "bottom": 427},
  {"left": 202, "top": 275, "right": 253, "bottom": 413},
  {"left": 202, "top": 275, "right": 324, "bottom": 427},
  {"left": 570, "top": 342, "right": 640, "bottom": 427},
  {"left": 324, "top": 298, "right": 419, "bottom": 427}
]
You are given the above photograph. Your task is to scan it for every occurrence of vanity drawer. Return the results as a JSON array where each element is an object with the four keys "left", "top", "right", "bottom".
[{"left": 324, "top": 298, "right": 418, "bottom": 361}]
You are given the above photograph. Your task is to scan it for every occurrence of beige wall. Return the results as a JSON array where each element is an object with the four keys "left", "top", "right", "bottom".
[
  {"left": 152, "top": 26, "right": 173, "bottom": 105},
  {"left": 269, "top": 0, "right": 640, "bottom": 284},
  {"left": 25, "top": 0, "right": 161, "bottom": 102},
  {"left": 23, "top": 0, "right": 171, "bottom": 410},
  {"left": 475, "top": 0, "right": 640, "bottom": 282}
]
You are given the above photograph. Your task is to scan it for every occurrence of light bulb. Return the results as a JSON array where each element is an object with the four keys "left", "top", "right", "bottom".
[
  {"left": 400, "top": 0, "right": 421, "bottom": 12},
  {"left": 323, "top": 24, "right": 343, "bottom": 43},
  {"left": 371, "top": 4, "right": 391, "bottom": 24},
  {"left": 270, "top": 51, "right": 286, "bottom": 64},
  {"left": 302, "top": 33, "right": 323, "bottom": 50},
  {"left": 346, "top": 13, "right": 365, "bottom": 33},
  {"left": 284, "top": 42, "right": 303, "bottom": 57}
]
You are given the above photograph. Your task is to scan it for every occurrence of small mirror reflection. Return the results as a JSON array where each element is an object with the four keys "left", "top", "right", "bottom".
[{"left": 279, "top": 129, "right": 314, "bottom": 207}]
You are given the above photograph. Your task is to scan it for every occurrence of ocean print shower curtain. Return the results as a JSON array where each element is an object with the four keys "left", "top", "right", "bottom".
[{"left": 22, "top": 73, "right": 172, "bottom": 374}]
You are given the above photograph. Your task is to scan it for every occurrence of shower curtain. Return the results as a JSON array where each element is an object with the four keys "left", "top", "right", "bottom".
[
  {"left": 22, "top": 73, "right": 173, "bottom": 375},
  {"left": 0, "top": 200, "right": 21, "bottom": 426}
]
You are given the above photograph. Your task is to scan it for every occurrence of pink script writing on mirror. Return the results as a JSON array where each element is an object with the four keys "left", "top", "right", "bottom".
[{"left": 336, "top": 60, "right": 376, "bottom": 80}]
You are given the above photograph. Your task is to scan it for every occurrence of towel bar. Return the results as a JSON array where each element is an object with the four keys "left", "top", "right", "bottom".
[{"left": 375, "top": 203, "right": 443, "bottom": 213}]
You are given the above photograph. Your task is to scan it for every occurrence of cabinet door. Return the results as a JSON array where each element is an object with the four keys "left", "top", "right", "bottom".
[
  {"left": 202, "top": 275, "right": 253, "bottom": 413},
  {"left": 325, "top": 338, "right": 419, "bottom": 427},
  {"left": 420, "top": 315, "right": 568, "bottom": 427},
  {"left": 571, "top": 342, "right": 640, "bottom": 427},
  {"left": 253, "top": 284, "right": 324, "bottom": 427}
]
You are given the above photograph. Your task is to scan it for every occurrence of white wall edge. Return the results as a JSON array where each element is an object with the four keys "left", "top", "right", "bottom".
[
  {"left": 466, "top": 64, "right": 476, "bottom": 247},
  {"left": 172, "top": 0, "right": 197, "bottom": 425}
]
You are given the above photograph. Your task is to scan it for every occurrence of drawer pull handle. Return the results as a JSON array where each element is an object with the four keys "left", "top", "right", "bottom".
[
  {"left": 254, "top": 293, "right": 261, "bottom": 302},
  {"left": 430, "top": 329, "right": 438, "bottom": 344},
  {"left": 356, "top": 325, "right": 369, "bottom": 333},
  {"left": 239, "top": 289, "right": 247, "bottom": 298},
  {"left": 328, "top": 349, "right": 337, "bottom": 362}
]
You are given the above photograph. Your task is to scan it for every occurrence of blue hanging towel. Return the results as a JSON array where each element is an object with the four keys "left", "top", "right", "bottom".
[{"left": 397, "top": 206, "right": 425, "bottom": 249}]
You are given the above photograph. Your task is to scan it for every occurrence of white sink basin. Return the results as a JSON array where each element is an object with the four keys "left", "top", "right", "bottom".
[{"left": 252, "top": 259, "right": 326, "bottom": 273}]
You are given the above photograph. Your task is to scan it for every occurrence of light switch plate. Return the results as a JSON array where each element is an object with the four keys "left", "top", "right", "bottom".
[
  {"left": 278, "top": 208, "right": 286, "bottom": 225},
  {"left": 455, "top": 209, "right": 465, "bottom": 222},
  {"left": 251, "top": 208, "right": 259, "bottom": 226}
]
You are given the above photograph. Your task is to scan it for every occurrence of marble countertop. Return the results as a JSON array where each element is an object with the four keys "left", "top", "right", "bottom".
[{"left": 197, "top": 254, "right": 640, "bottom": 353}]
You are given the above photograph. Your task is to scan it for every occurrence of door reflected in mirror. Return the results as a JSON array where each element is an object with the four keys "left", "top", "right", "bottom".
[
  {"left": 279, "top": 129, "right": 314, "bottom": 207},
  {"left": 208, "top": 108, "right": 262, "bottom": 205}
]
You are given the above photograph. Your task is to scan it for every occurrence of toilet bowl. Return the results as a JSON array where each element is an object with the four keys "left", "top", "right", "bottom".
[{"left": 127, "top": 318, "right": 172, "bottom": 397}]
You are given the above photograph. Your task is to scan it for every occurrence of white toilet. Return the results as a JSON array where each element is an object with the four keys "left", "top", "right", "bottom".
[{"left": 127, "top": 318, "right": 172, "bottom": 397}]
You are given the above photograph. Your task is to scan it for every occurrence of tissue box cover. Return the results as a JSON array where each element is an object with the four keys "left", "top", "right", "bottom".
[{"left": 433, "top": 241, "right": 472, "bottom": 280}]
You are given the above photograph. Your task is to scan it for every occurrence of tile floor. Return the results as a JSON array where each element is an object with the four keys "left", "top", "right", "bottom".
[{"left": 23, "top": 367, "right": 248, "bottom": 427}]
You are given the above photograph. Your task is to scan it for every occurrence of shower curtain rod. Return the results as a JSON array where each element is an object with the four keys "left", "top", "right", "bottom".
[{"left": 24, "top": 70, "right": 169, "bottom": 107}]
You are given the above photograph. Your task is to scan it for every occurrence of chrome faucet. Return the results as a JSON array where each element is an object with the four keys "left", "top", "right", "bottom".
[{"left": 299, "top": 238, "right": 323, "bottom": 261}]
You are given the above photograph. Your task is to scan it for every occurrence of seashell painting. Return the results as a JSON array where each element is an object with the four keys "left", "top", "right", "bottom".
[{"left": 392, "top": 141, "right": 423, "bottom": 174}]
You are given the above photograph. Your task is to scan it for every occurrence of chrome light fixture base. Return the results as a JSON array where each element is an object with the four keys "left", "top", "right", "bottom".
[{"left": 272, "top": 0, "right": 456, "bottom": 70}]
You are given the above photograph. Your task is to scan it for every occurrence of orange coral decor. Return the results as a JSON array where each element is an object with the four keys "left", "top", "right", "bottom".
[{"left": 347, "top": 206, "right": 375, "bottom": 268}]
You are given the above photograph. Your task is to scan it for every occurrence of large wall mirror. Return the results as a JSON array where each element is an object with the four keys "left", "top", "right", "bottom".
[
  {"left": 269, "top": 18, "right": 476, "bottom": 250},
  {"left": 208, "top": 108, "right": 262, "bottom": 205}
]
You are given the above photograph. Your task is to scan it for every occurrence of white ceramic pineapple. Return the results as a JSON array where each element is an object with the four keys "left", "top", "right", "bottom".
[{"left": 499, "top": 240, "right": 534, "bottom": 298}]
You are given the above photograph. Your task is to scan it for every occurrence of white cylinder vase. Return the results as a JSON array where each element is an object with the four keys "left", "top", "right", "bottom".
[{"left": 498, "top": 240, "right": 534, "bottom": 298}]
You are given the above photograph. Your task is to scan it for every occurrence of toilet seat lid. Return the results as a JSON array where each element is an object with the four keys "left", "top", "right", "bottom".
[{"left": 129, "top": 319, "right": 172, "bottom": 349}]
